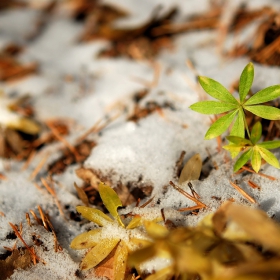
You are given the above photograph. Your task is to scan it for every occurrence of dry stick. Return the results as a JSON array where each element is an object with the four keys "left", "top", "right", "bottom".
[
  {"left": 170, "top": 181, "right": 206, "bottom": 208},
  {"left": 229, "top": 181, "right": 256, "bottom": 204},
  {"left": 26, "top": 213, "right": 32, "bottom": 227},
  {"left": 29, "top": 153, "right": 49, "bottom": 180},
  {"left": 38, "top": 205, "right": 48, "bottom": 230},
  {"left": 76, "top": 111, "right": 121, "bottom": 143},
  {"left": 21, "top": 149, "right": 36, "bottom": 171},
  {"left": 9, "top": 222, "right": 42, "bottom": 264},
  {"left": 29, "top": 210, "right": 42, "bottom": 225},
  {"left": 40, "top": 177, "right": 65, "bottom": 218},
  {"left": 45, "top": 121, "right": 80, "bottom": 162},
  {"left": 241, "top": 166, "right": 276, "bottom": 180},
  {"left": 247, "top": 180, "right": 261, "bottom": 190},
  {"left": 178, "top": 205, "right": 206, "bottom": 212},
  {"left": 140, "top": 196, "right": 154, "bottom": 208}
]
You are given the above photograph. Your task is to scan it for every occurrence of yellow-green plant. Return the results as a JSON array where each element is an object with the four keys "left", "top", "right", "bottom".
[
  {"left": 129, "top": 202, "right": 280, "bottom": 280},
  {"left": 190, "top": 62, "right": 280, "bottom": 172},
  {"left": 71, "top": 183, "right": 158, "bottom": 279}
]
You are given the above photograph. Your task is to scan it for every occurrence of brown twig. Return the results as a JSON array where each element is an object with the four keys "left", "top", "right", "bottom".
[
  {"left": 170, "top": 181, "right": 206, "bottom": 209},
  {"left": 29, "top": 153, "right": 49, "bottom": 180},
  {"left": 229, "top": 181, "right": 256, "bottom": 204}
]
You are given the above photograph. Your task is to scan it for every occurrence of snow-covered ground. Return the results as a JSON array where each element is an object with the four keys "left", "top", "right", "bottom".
[{"left": 0, "top": 0, "right": 280, "bottom": 279}]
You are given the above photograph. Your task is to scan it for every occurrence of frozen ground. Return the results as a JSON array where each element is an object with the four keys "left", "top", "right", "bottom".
[{"left": 0, "top": 0, "right": 280, "bottom": 279}]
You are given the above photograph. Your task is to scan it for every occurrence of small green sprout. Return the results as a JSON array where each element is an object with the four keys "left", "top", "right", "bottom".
[
  {"left": 71, "top": 183, "right": 160, "bottom": 279},
  {"left": 190, "top": 62, "right": 280, "bottom": 140},
  {"left": 190, "top": 62, "right": 280, "bottom": 172},
  {"left": 223, "top": 121, "right": 280, "bottom": 173}
]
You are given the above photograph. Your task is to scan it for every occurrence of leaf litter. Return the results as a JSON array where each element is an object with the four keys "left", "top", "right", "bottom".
[{"left": 1, "top": 0, "right": 280, "bottom": 279}]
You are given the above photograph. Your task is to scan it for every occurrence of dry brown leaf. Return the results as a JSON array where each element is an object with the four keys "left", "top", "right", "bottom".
[
  {"left": 223, "top": 202, "right": 280, "bottom": 252},
  {"left": 179, "top": 153, "right": 202, "bottom": 184},
  {"left": 0, "top": 248, "right": 32, "bottom": 280},
  {"left": 74, "top": 182, "right": 89, "bottom": 206}
]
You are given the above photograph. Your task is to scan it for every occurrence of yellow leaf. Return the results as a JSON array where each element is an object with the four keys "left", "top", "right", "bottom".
[
  {"left": 8, "top": 118, "right": 40, "bottom": 135},
  {"left": 114, "top": 240, "right": 128, "bottom": 280},
  {"left": 70, "top": 229, "right": 102, "bottom": 249},
  {"left": 81, "top": 238, "right": 119, "bottom": 270},
  {"left": 143, "top": 221, "right": 169, "bottom": 239},
  {"left": 76, "top": 206, "right": 113, "bottom": 226},
  {"left": 126, "top": 216, "right": 142, "bottom": 229},
  {"left": 99, "top": 183, "right": 125, "bottom": 227}
]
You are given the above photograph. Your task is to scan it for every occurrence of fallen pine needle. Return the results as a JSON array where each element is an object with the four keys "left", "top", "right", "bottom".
[
  {"left": 9, "top": 222, "right": 42, "bottom": 264},
  {"left": 29, "top": 153, "right": 49, "bottom": 180},
  {"left": 247, "top": 180, "right": 261, "bottom": 190},
  {"left": 241, "top": 166, "right": 276, "bottom": 180},
  {"left": 46, "top": 121, "right": 80, "bottom": 162},
  {"left": 170, "top": 181, "right": 206, "bottom": 209},
  {"left": 229, "top": 181, "right": 256, "bottom": 204}
]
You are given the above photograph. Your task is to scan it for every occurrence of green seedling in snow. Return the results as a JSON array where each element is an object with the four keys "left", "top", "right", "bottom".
[
  {"left": 223, "top": 122, "right": 280, "bottom": 173},
  {"left": 190, "top": 62, "right": 280, "bottom": 140},
  {"left": 190, "top": 62, "right": 280, "bottom": 172}
]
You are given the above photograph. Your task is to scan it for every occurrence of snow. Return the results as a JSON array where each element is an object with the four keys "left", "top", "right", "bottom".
[{"left": 0, "top": 0, "right": 280, "bottom": 279}]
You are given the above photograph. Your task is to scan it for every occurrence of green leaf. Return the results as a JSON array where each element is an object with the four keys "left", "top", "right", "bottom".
[
  {"left": 70, "top": 229, "right": 102, "bottom": 249},
  {"left": 239, "top": 62, "right": 254, "bottom": 102},
  {"left": 230, "top": 109, "right": 245, "bottom": 138},
  {"left": 251, "top": 147, "right": 261, "bottom": 173},
  {"left": 244, "top": 105, "right": 280, "bottom": 120},
  {"left": 229, "top": 110, "right": 245, "bottom": 158},
  {"left": 205, "top": 110, "right": 238, "bottom": 139},
  {"left": 99, "top": 183, "right": 125, "bottom": 227},
  {"left": 258, "top": 147, "right": 280, "bottom": 169},
  {"left": 244, "top": 85, "right": 280, "bottom": 105},
  {"left": 226, "top": 136, "right": 252, "bottom": 146},
  {"left": 76, "top": 206, "right": 113, "bottom": 226},
  {"left": 198, "top": 76, "right": 238, "bottom": 104},
  {"left": 80, "top": 238, "right": 119, "bottom": 270},
  {"left": 234, "top": 149, "right": 253, "bottom": 172},
  {"left": 189, "top": 101, "right": 237, "bottom": 114},
  {"left": 257, "top": 140, "right": 280, "bottom": 150},
  {"left": 250, "top": 121, "right": 262, "bottom": 144}
]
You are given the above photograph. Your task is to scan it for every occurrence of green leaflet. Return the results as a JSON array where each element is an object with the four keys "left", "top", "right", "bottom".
[
  {"left": 258, "top": 147, "right": 280, "bottom": 169},
  {"left": 234, "top": 149, "right": 253, "bottom": 172},
  {"left": 239, "top": 62, "right": 254, "bottom": 103},
  {"left": 245, "top": 85, "right": 280, "bottom": 105},
  {"left": 257, "top": 140, "right": 280, "bottom": 149},
  {"left": 226, "top": 136, "right": 252, "bottom": 146},
  {"left": 99, "top": 183, "right": 125, "bottom": 227},
  {"left": 198, "top": 76, "right": 238, "bottom": 104},
  {"left": 205, "top": 110, "right": 237, "bottom": 139},
  {"left": 244, "top": 105, "right": 280, "bottom": 120},
  {"left": 189, "top": 101, "right": 237, "bottom": 114},
  {"left": 250, "top": 122, "right": 262, "bottom": 144},
  {"left": 230, "top": 109, "right": 245, "bottom": 138}
]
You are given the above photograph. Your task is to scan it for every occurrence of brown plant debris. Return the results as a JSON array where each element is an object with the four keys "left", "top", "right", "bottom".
[
  {"left": 76, "top": 167, "right": 153, "bottom": 207},
  {"left": 0, "top": 55, "right": 37, "bottom": 82},
  {"left": 0, "top": 248, "right": 32, "bottom": 280},
  {"left": 229, "top": 181, "right": 256, "bottom": 204},
  {"left": 80, "top": 4, "right": 177, "bottom": 59},
  {"left": 48, "top": 140, "right": 96, "bottom": 175}
]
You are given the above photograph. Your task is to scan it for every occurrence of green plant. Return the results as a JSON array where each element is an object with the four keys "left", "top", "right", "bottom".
[{"left": 190, "top": 62, "right": 280, "bottom": 172}]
